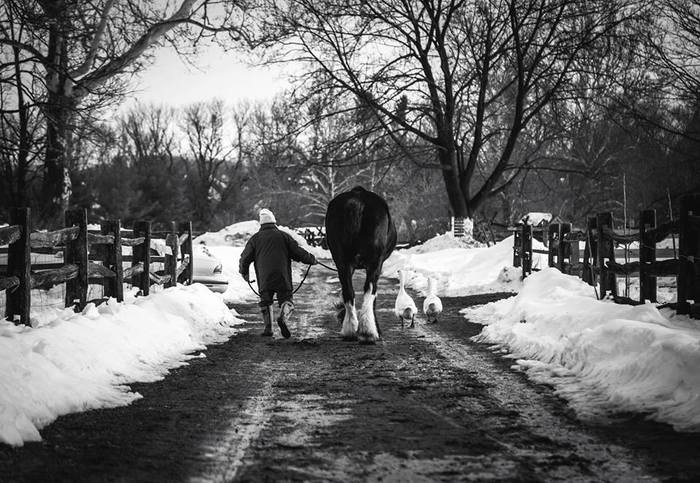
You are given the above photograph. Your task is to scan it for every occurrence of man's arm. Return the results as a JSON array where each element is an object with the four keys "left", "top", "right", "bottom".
[
  {"left": 284, "top": 233, "right": 317, "bottom": 265},
  {"left": 239, "top": 239, "right": 255, "bottom": 281}
]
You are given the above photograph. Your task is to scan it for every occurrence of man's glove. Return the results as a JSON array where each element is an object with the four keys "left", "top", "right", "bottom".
[{"left": 242, "top": 273, "right": 250, "bottom": 282}]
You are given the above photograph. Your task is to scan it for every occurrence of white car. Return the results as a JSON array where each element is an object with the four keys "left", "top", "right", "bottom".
[{"left": 192, "top": 244, "right": 229, "bottom": 293}]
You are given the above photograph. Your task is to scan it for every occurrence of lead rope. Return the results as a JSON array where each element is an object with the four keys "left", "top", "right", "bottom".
[
  {"left": 245, "top": 260, "right": 337, "bottom": 300},
  {"left": 246, "top": 264, "right": 313, "bottom": 298},
  {"left": 316, "top": 260, "right": 338, "bottom": 272}
]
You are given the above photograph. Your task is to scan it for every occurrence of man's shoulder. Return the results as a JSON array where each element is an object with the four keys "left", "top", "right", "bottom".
[{"left": 256, "top": 226, "right": 287, "bottom": 242}]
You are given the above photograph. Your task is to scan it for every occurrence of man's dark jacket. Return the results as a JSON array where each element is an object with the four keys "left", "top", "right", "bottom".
[{"left": 239, "top": 224, "right": 317, "bottom": 292}]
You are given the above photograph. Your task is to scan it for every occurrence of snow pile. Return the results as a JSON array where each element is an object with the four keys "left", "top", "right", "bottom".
[
  {"left": 521, "top": 212, "right": 552, "bottom": 226},
  {"left": 0, "top": 284, "right": 242, "bottom": 447},
  {"left": 384, "top": 235, "right": 545, "bottom": 297},
  {"left": 407, "top": 232, "right": 484, "bottom": 253},
  {"left": 194, "top": 220, "right": 260, "bottom": 247},
  {"left": 466, "top": 268, "right": 700, "bottom": 431},
  {"left": 194, "top": 220, "right": 330, "bottom": 260}
]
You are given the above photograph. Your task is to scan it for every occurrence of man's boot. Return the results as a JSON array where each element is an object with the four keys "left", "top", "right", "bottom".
[
  {"left": 261, "top": 306, "right": 273, "bottom": 336},
  {"left": 277, "top": 300, "right": 294, "bottom": 339}
]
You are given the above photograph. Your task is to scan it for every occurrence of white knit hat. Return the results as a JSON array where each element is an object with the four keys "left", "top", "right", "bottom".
[{"left": 259, "top": 208, "right": 276, "bottom": 225}]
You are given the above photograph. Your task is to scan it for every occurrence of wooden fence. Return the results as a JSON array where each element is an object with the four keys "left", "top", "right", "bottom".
[
  {"left": 1, "top": 208, "right": 194, "bottom": 326},
  {"left": 512, "top": 194, "right": 700, "bottom": 318}
]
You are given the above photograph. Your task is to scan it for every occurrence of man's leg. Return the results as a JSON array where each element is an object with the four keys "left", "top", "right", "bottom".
[
  {"left": 259, "top": 292, "right": 274, "bottom": 336},
  {"left": 276, "top": 291, "right": 294, "bottom": 339}
]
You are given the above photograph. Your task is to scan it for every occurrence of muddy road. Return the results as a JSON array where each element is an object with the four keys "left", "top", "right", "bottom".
[{"left": 2, "top": 269, "right": 700, "bottom": 482}]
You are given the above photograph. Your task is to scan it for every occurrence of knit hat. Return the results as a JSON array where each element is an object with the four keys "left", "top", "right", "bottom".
[{"left": 259, "top": 208, "right": 276, "bottom": 225}]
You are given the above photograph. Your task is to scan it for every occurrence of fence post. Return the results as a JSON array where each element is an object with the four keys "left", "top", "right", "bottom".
[
  {"left": 101, "top": 220, "right": 124, "bottom": 302},
  {"left": 678, "top": 194, "right": 700, "bottom": 317},
  {"left": 568, "top": 225, "right": 581, "bottom": 277},
  {"left": 65, "top": 209, "right": 88, "bottom": 311},
  {"left": 513, "top": 228, "right": 522, "bottom": 268},
  {"left": 559, "top": 223, "right": 571, "bottom": 272},
  {"left": 6, "top": 208, "right": 31, "bottom": 326},
  {"left": 522, "top": 224, "right": 533, "bottom": 279},
  {"left": 133, "top": 221, "right": 151, "bottom": 296},
  {"left": 548, "top": 224, "right": 559, "bottom": 268},
  {"left": 165, "top": 222, "right": 178, "bottom": 288},
  {"left": 178, "top": 221, "right": 193, "bottom": 285},
  {"left": 639, "top": 209, "right": 657, "bottom": 303},
  {"left": 582, "top": 217, "right": 597, "bottom": 285},
  {"left": 596, "top": 212, "right": 617, "bottom": 299}
]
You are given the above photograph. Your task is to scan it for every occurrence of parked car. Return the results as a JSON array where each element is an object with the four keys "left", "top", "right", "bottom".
[{"left": 192, "top": 244, "right": 228, "bottom": 293}]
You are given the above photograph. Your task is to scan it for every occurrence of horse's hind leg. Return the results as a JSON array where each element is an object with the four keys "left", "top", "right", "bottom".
[
  {"left": 338, "top": 265, "right": 359, "bottom": 340},
  {"left": 358, "top": 261, "right": 381, "bottom": 344}
]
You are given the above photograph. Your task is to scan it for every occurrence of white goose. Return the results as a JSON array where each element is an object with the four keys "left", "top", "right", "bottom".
[
  {"left": 394, "top": 270, "right": 418, "bottom": 328},
  {"left": 423, "top": 277, "right": 443, "bottom": 324}
]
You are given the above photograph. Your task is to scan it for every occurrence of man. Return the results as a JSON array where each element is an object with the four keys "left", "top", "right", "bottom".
[{"left": 239, "top": 209, "right": 317, "bottom": 338}]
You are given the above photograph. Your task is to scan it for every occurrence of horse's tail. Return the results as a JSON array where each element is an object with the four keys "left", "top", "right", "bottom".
[{"left": 343, "top": 195, "right": 365, "bottom": 241}]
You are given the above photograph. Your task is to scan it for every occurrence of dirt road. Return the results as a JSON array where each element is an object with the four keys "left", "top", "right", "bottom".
[{"left": 2, "top": 269, "right": 700, "bottom": 482}]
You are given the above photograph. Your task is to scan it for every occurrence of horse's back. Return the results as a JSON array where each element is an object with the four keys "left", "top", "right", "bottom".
[{"left": 325, "top": 186, "right": 396, "bottom": 262}]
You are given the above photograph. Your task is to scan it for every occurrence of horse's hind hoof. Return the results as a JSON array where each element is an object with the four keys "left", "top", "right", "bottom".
[{"left": 358, "top": 334, "right": 379, "bottom": 345}]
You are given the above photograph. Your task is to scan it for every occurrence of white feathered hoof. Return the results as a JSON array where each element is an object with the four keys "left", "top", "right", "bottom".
[
  {"left": 340, "top": 301, "right": 359, "bottom": 341},
  {"left": 357, "top": 291, "right": 379, "bottom": 344}
]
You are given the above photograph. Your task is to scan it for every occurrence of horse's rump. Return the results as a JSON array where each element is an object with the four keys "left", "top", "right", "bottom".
[{"left": 325, "top": 186, "right": 396, "bottom": 343}]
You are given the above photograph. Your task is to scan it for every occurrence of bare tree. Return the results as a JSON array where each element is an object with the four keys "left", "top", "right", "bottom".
[
  {"left": 263, "top": 0, "right": 639, "bottom": 231},
  {"left": 181, "top": 100, "right": 245, "bottom": 226},
  {"left": 0, "top": 0, "right": 255, "bottom": 220},
  {"left": 119, "top": 104, "right": 177, "bottom": 167},
  {"left": 649, "top": 0, "right": 700, "bottom": 102},
  {"left": 0, "top": 1, "right": 44, "bottom": 212}
]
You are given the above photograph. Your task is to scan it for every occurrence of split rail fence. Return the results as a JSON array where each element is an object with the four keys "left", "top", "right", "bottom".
[
  {"left": 512, "top": 194, "right": 700, "bottom": 319},
  {"left": 0, "top": 207, "right": 194, "bottom": 326}
]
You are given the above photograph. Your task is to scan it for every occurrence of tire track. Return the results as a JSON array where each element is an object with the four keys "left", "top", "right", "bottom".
[
  {"left": 413, "top": 321, "right": 658, "bottom": 482},
  {"left": 190, "top": 376, "right": 276, "bottom": 483}
]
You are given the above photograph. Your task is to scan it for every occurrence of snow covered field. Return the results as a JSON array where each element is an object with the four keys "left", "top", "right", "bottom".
[{"left": 2, "top": 219, "right": 698, "bottom": 447}]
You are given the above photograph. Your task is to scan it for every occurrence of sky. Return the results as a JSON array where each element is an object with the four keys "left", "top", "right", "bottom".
[{"left": 123, "top": 42, "right": 290, "bottom": 109}]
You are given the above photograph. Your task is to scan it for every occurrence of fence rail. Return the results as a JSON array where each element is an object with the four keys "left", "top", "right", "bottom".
[
  {"left": 512, "top": 193, "right": 700, "bottom": 319},
  {"left": 1, "top": 208, "right": 194, "bottom": 326}
]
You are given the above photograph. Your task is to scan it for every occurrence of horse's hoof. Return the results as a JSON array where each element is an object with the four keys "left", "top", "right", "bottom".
[{"left": 358, "top": 333, "right": 379, "bottom": 344}]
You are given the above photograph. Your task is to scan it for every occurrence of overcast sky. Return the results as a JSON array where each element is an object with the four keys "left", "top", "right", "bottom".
[{"left": 123, "top": 43, "right": 290, "bottom": 109}]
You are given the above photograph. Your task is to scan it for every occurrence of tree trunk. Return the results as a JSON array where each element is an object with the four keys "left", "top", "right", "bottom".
[
  {"left": 43, "top": 6, "right": 73, "bottom": 223},
  {"left": 437, "top": 146, "right": 469, "bottom": 218},
  {"left": 43, "top": 91, "right": 73, "bottom": 223}
]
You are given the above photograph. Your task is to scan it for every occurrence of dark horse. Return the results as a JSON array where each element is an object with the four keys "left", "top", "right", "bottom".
[{"left": 325, "top": 186, "right": 397, "bottom": 343}]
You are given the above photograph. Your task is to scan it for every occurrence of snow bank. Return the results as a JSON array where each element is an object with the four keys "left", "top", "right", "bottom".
[
  {"left": 384, "top": 235, "right": 545, "bottom": 297},
  {"left": 466, "top": 268, "right": 700, "bottom": 431},
  {"left": 194, "top": 220, "right": 260, "bottom": 247},
  {"left": 521, "top": 212, "right": 552, "bottom": 226},
  {"left": 0, "top": 284, "right": 242, "bottom": 447},
  {"left": 407, "top": 232, "right": 485, "bottom": 253},
  {"left": 194, "top": 220, "right": 330, "bottom": 260},
  {"left": 194, "top": 220, "right": 331, "bottom": 304}
]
